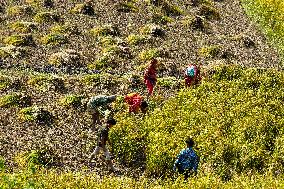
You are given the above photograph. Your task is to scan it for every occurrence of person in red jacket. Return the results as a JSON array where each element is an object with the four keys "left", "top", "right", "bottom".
[
  {"left": 124, "top": 93, "right": 148, "bottom": 114},
  {"left": 184, "top": 64, "right": 201, "bottom": 87},
  {"left": 144, "top": 59, "right": 158, "bottom": 97}
]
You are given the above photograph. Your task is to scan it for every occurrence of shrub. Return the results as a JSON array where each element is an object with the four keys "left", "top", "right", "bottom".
[
  {"left": 199, "top": 4, "right": 220, "bottom": 20},
  {"left": 41, "top": 33, "right": 67, "bottom": 45},
  {"left": 140, "top": 24, "right": 165, "bottom": 37},
  {"left": 48, "top": 49, "right": 82, "bottom": 67},
  {"left": 7, "top": 5, "right": 33, "bottom": 16},
  {"left": 90, "top": 25, "right": 119, "bottom": 37},
  {"left": 10, "top": 21, "right": 37, "bottom": 33},
  {"left": 198, "top": 45, "right": 220, "bottom": 58},
  {"left": 18, "top": 106, "right": 53, "bottom": 125},
  {"left": 70, "top": 3, "right": 95, "bottom": 15},
  {"left": 182, "top": 16, "right": 206, "bottom": 31},
  {"left": 139, "top": 48, "right": 161, "bottom": 60},
  {"left": 50, "top": 24, "right": 79, "bottom": 35},
  {"left": 33, "top": 11, "right": 60, "bottom": 23},
  {"left": 4, "top": 34, "right": 33, "bottom": 47},
  {"left": 0, "top": 93, "right": 31, "bottom": 108},
  {"left": 151, "top": 14, "right": 173, "bottom": 25},
  {"left": 115, "top": 2, "right": 138, "bottom": 13},
  {"left": 157, "top": 76, "right": 180, "bottom": 88},
  {"left": 80, "top": 74, "right": 101, "bottom": 85},
  {"left": 26, "top": 0, "right": 54, "bottom": 8},
  {"left": 127, "top": 34, "right": 148, "bottom": 45},
  {"left": 0, "top": 76, "right": 11, "bottom": 90},
  {"left": 59, "top": 95, "right": 83, "bottom": 108},
  {"left": 0, "top": 45, "right": 26, "bottom": 58},
  {"left": 111, "top": 65, "right": 284, "bottom": 177}
]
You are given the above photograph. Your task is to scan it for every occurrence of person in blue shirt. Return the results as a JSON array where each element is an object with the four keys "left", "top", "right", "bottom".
[{"left": 173, "top": 137, "right": 199, "bottom": 179}]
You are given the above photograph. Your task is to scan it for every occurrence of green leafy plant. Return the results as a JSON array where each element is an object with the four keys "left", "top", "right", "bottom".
[
  {"left": 10, "top": 21, "right": 37, "bottom": 33},
  {"left": 139, "top": 48, "right": 161, "bottom": 60},
  {"left": 33, "top": 11, "right": 60, "bottom": 23},
  {"left": 18, "top": 106, "right": 53, "bottom": 125},
  {"left": 59, "top": 95, "right": 84, "bottom": 108},
  {"left": 0, "top": 93, "right": 31, "bottom": 108},
  {"left": 198, "top": 45, "right": 221, "bottom": 58},
  {"left": 7, "top": 5, "right": 33, "bottom": 16},
  {"left": 90, "top": 25, "right": 119, "bottom": 37},
  {"left": 4, "top": 34, "right": 33, "bottom": 46},
  {"left": 41, "top": 33, "right": 67, "bottom": 45},
  {"left": 127, "top": 34, "right": 148, "bottom": 45}
]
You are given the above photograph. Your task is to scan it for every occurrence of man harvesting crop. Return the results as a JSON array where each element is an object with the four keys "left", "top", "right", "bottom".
[
  {"left": 174, "top": 137, "right": 199, "bottom": 179},
  {"left": 144, "top": 59, "right": 158, "bottom": 97},
  {"left": 124, "top": 92, "right": 148, "bottom": 113},
  {"left": 86, "top": 95, "right": 117, "bottom": 130},
  {"left": 89, "top": 118, "right": 117, "bottom": 172},
  {"left": 184, "top": 64, "right": 201, "bottom": 87}
]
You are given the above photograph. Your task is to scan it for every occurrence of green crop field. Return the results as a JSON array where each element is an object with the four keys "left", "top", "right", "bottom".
[{"left": 1, "top": 0, "right": 284, "bottom": 188}]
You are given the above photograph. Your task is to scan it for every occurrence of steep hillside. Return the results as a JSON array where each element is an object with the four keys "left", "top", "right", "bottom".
[{"left": 0, "top": 0, "right": 282, "bottom": 178}]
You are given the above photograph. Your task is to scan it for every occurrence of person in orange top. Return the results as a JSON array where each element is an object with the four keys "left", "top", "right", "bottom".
[
  {"left": 124, "top": 93, "right": 148, "bottom": 114},
  {"left": 144, "top": 59, "right": 158, "bottom": 97},
  {"left": 184, "top": 64, "right": 201, "bottom": 87}
]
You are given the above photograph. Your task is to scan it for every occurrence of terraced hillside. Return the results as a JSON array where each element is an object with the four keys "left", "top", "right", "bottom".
[{"left": 0, "top": 0, "right": 282, "bottom": 179}]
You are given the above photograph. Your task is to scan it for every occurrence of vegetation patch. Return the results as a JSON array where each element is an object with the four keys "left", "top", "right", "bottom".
[
  {"left": 139, "top": 48, "right": 162, "bottom": 60},
  {"left": 33, "top": 11, "right": 60, "bottom": 23},
  {"left": 26, "top": 0, "right": 54, "bottom": 8},
  {"left": 41, "top": 33, "right": 67, "bottom": 45},
  {"left": 0, "top": 76, "right": 12, "bottom": 90},
  {"left": 199, "top": 4, "right": 220, "bottom": 20},
  {"left": 71, "top": 3, "right": 95, "bottom": 16},
  {"left": 10, "top": 21, "right": 37, "bottom": 33},
  {"left": 127, "top": 34, "right": 148, "bottom": 45},
  {"left": 111, "top": 65, "right": 284, "bottom": 178},
  {"left": 0, "top": 45, "right": 26, "bottom": 58},
  {"left": 0, "top": 93, "right": 31, "bottom": 108},
  {"left": 90, "top": 25, "right": 119, "bottom": 37},
  {"left": 151, "top": 14, "right": 173, "bottom": 25},
  {"left": 198, "top": 45, "right": 221, "bottom": 58},
  {"left": 115, "top": 1, "right": 138, "bottom": 13},
  {"left": 50, "top": 24, "right": 79, "bottom": 35},
  {"left": 59, "top": 95, "right": 84, "bottom": 108},
  {"left": 18, "top": 106, "right": 54, "bottom": 125},
  {"left": 7, "top": 5, "right": 34, "bottom": 16},
  {"left": 140, "top": 24, "right": 165, "bottom": 37},
  {"left": 48, "top": 49, "right": 82, "bottom": 67},
  {"left": 4, "top": 34, "right": 33, "bottom": 47}
]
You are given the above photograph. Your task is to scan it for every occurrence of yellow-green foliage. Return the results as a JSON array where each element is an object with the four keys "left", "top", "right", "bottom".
[
  {"left": 0, "top": 45, "right": 26, "bottom": 58},
  {"left": 0, "top": 93, "right": 31, "bottom": 108},
  {"left": 18, "top": 106, "right": 53, "bottom": 124},
  {"left": 48, "top": 50, "right": 81, "bottom": 67},
  {"left": 27, "top": 74, "right": 53, "bottom": 91},
  {"left": 80, "top": 74, "right": 101, "bottom": 85},
  {"left": 0, "top": 76, "right": 11, "bottom": 90},
  {"left": 199, "top": 4, "right": 220, "bottom": 20},
  {"left": 1, "top": 168, "right": 284, "bottom": 188},
  {"left": 98, "top": 36, "right": 117, "bottom": 47},
  {"left": 110, "top": 65, "right": 284, "bottom": 178},
  {"left": 10, "top": 21, "right": 37, "bottom": 33},
  {"left": 90, "top": 25, "right": 119, "bottom": 37},
  {"left": 34, "top": 12, "right": 59, "bottom": 23},
  {"left": 241, "top": 0, "right": 284, "bottom": 58},
  {"left": 49, "top": 24, "right": 78, "bottom": 35},
  {"left": 199, "top": 45, "right": 220, "bottom": 58},
  {"left": 7, "top": 5, "right": 33, "bottom": 16},
  {"left": 127, "top": 34, "right": 148, "bottom": 45},
  {"left": 70, "top": 3, "right": 94, "bottom": 15},
  {"left": 157, "top": 77, "right": 181, "bottom": 88},
  {"left": 4, "top": 34, "right": 33, "bottom": 47},
  {"left": 115, "top": 2, "right": 138, "bottom": 12},
  {"left": 59, "top": 95, "right": 83, "bottom": 108},
  {"left": 139, "top": 48, "right": 161, "bottom": 60},
  {"left": 152, "top": 14, "right": 173, "bottom": 25},
  {"left": 41, "top": 33, "right": 67, "bottom": 45}
]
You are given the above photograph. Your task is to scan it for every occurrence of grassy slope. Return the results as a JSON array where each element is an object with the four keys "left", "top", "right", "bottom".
[
  {"left": 1, "top": 0, "right": 284, "bottom": 188},
  {"left": 241, "top": 0, "right": 284, "bottom": 61}
]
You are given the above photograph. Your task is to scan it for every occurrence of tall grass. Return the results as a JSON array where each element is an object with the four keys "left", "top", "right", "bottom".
[{"left": 241, "top": 0, "right": 284, "bottom": 62}]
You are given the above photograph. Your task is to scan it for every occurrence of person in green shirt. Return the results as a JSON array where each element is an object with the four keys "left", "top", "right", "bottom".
[{"left": 86, "top": 95, "right": 117, "bottom": 130}]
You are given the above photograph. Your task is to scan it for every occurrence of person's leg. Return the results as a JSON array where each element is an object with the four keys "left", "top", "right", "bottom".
[
  {"left": 103, "top": 147, "right": 116, "bottom": 172},
  {"left": 89, "top": 146, "right": 101, "bottom": 160},
  {"left": 91, "top": 110, "right": 101, "bottom": 130}
]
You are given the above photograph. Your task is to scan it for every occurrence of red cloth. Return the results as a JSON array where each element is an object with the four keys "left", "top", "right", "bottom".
[
  {"left": 124, "top": 93, "right": 143, "bottom": 113},
  {"left": 184, "top": 64, "right": 201, "bottom": 87},
  {"left": 144, "top": 65, "right": 157, "bottom": 95}
]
